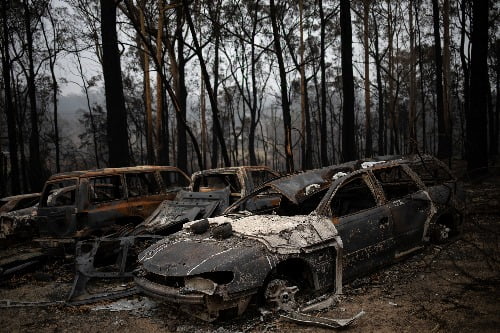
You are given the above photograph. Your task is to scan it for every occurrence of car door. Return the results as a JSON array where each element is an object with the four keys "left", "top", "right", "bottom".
[
  {"left": 125, "top": 172, "right": 166, "bottom": 219},
  {"left": 328, "top": 174, "right": 395, "bottom": 280},
  {"left": 85, "top": 174, "right": 128, "bottom": 233},
  {"left": 371, "top": 165, "right": 432, "bottom": 257},
  {"left": 37, "top": 179, "right": 79, "bottom": 237}
]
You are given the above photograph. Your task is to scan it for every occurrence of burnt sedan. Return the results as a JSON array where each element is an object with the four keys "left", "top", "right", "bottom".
[{"left": 135, "top": 155, "right": 465, "bottom": 321}]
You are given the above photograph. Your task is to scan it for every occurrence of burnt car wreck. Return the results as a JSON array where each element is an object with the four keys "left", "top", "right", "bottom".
[
  {"left": 0, "top": 166, "right": 190, "bottom": 281},
  {"left": 68, "top": 166, "right": 279, "bottom": 302},
  {"left": 0, "top": 193, "right": 41, "bottom": 246},
  {"left": 135, "top": 155, "right": 465, "bottom": 321}
]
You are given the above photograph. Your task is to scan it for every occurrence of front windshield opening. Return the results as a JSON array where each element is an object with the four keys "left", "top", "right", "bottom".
[
  {"left": 41, "top": 179, "right": 77, "bottom": 207},
  {"left": 193, "top": 174, "right": 241, "bottom": 193},
  {"left": 228, "top": 185, "right": 329, "bottom": 216}
]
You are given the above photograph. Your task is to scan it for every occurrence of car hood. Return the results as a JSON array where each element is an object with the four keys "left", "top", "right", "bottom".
[
  {"left": 139, "top": 213, "right": 339, "bottom": 276},
  {"left": 139, "top": 237, "right": 268, "bottom": 278},
  {"left": 210, "top": 213, "right": 339, "bottom": 254}
]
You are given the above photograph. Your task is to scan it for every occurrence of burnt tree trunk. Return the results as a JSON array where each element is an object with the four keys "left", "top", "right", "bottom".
[
  {"left": 416, "top": 2, "right": 427, "bottom": 153},
  {"left": 373, "top": 9, "right": 385, "bottom": 155},
  {"left": 432, "top": 0, "right": 450, "bottom": 160},
  {"left": 409, "top": 0, "right": 417, "bottom": 153},
  {"left": 299, "top": 0, "right": 312, "bottom": 170},
  {"left": 101, "top": 0, "right": 130, "bottom": 167},
  {"left": 363, "top": 0, "right": 372, "bottom": 157},
  {"left": 183, "top": 0, "right": 229, "bottom": 168},
  {"left": 340, "top": 0, "right": 356, "bottom": 162},
  {"left": 319, "top": 0, "right": 328, "bottom": 166},
  {"left": 1, "top": 0, "right": 20, "bottom": 194},
  {"left": 175, "top": 4, "right": 188, "bottom": 172},
  {"left": 249, "top": 0, "right": 260, "bottom": 166},
  {"left": 494, "top": 39, "right": 500, "bottom": 156},
  {"left": 23, "top": 0, "right": 44, "bottom": 190},
  {"left": 467, "top": 0, "right": 488, "bottom": 174},
  {"left": 270, "top": 0, "right": 294, "bottom": 172}
]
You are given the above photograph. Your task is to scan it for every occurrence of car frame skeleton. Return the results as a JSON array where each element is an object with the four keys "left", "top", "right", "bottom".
[
  {"left": 135, "top": 155, "right": 465, "bottom": 321},
  {"left": 68, "top": 166, "right": 279, "bottom": 302}
]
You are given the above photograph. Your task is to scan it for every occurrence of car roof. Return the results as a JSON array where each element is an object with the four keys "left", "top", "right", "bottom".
[
  {"left": 191, "top": 166, "right": 278, "bottom": 178},
  {"left": 46, "top": 165, "right": 189, "bottom": 182},
  {"left": 256, "top": 154, "right": 444, "bottom": 204}
]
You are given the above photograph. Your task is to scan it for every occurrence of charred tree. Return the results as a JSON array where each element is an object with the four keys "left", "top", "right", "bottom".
[
  {"left": 409, "top": 0, "right": 417, "bottom": 153},
  {"left": 40, "top": 7, "right": 61, "bottom": 173},
  {"left": 442, "top": 0, "right": 452, "bottom": 160},
  {"left": 138, "top": 1, "right": 155, "bottom": 165},
  {"left": 156, "top": 0, "right": 167, "bottom": 165},
  {"left": 319, "top": 0, "right": 328, "bottom": 166},
  {"left": 432, "top": 0, "right": 450, "bottom": 160},
  {"left": 183, "top": 0, "right": 229, "bottom": 168},
  {"left": 101, "top": 0, "right": 130, "bottom": 167},
  {"left": 269, "top": 0, "right": 294, "bottom": 172},
  {"left": 372, "top": 7, "right": 385, "bottom": 155},
  {"left": 340, "top": 0, "right": 356, "bottom": 162},
  {"left": 494, "top": 39, "right": 500, "bottom": 156},
  {"left": 467, "top": 0, "right": 488, "bottom": 174},
  {"left": 363, "top": 0, "right": 372, "bottom": 157},
  {"left": 299, "top": 0, "right": 312, "bottom": 170},
  {"left": 23, "top": 0, "right": 44, "bottom": 190},
  {"left": 175, "top": 4, "right": 188, "bottom": 172},
  {"left": 1, "top": 0, "right": 20, "bottom": 194},
  {"left": 416, "top": 1, "right": 427, "bottom": 153},
  {"left": 459, "top": 0, "right": 471, "bottom": 158}
]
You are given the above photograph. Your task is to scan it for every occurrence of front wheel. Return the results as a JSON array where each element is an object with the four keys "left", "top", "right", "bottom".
[{"left": 264, "top": 279, "right": 299, "bottom": 312}]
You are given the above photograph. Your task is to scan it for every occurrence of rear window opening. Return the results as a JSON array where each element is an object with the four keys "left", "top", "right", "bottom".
[
  {"left": 193, "top": 174, "right": 242, "bottom": 194},
  {"left": 373, "top": 167, "right": 420, "bottom": 201}
]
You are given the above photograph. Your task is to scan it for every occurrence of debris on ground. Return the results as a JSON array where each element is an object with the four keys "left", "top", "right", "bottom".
[{"left": 281, "top": 310, "right": 365, "bottom": 329}]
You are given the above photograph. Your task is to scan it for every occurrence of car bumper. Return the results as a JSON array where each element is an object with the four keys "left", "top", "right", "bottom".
[
  {"left": 134, "top": 276, "right": 205, "bottom": 304},
  {"left": 135, "top": 276, "right": 254, "bottom": 321}
]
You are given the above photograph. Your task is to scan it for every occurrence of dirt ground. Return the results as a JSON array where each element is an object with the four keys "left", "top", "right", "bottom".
[{"left": 0, "top": 172, "right": 499, "bottom": 333}]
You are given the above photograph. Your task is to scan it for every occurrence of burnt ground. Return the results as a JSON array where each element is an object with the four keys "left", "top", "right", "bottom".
[{"left": 0, "top": 173, "right": 499, "bottom": 333}]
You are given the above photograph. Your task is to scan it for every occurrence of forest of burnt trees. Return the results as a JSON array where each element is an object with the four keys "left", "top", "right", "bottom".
[{"left": 0, "top": 0, "right": 498, "bottom": 196}]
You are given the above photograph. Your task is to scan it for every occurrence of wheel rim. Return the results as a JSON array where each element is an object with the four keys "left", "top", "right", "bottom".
[{"left": 264, "top": 279, "right": 299, "bottom": 312}]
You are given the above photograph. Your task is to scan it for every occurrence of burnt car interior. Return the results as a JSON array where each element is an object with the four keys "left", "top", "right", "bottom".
[
  {"left": 41, "top": 180, "right": 77, "bottom": 207},
  {"left": 126, "top": 172, "right": 160, "bottom": 197},
  {"left": 372, "top": 166, "right": 420, "bottom": 200},
  {"left": 194, "top": 174, "right": 242, "bottom": 203},
  {"left": 330, "top": 177, "right": 377, "bottom": 217},
  {"left": 89, "top": 175, "right": 123, "bottom": 203}
]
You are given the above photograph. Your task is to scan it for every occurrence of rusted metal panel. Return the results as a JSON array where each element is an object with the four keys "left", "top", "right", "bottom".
[{"left": 36, "top": 166, "right": 190, "bottom": 239}]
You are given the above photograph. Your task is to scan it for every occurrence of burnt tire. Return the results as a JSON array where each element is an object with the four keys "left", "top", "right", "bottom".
[{"left": 264, "top": 278, "right": 299, "bottom": 312}]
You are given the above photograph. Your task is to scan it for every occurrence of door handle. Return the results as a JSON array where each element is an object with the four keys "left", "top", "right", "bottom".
[{"left": 137, "top": 205, "right": 144, "bottom": 210}]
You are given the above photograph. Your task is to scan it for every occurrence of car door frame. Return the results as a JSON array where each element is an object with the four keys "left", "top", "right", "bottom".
[
  {"left": 318, "top": 171, "right": 396, "bottom": 280},
  {"left": 369, "top": 164, "right": 432, "bottom": 258}
]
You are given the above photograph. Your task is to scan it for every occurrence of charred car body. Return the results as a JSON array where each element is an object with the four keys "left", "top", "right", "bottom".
[
  {"left": 0, "top": 193, "right": 40, "bottom": 246},
  {"left": 1, "top": 166, "right": 189, "bottom": 280},
  {"left": 35, "top": 166, "right": 189, "bottom": 243},
  {"left": 139, "top": 166, "right": 280, "bottom": 233},
  {"left": 135, "top": 155, "right": 465, "bottom": 321},
  {"left": 69, "top": 166, "right": 279, "bottom": 302}
]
